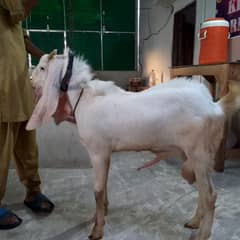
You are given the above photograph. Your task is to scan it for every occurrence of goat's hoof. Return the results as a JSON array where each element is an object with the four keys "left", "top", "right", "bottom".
[
  {"left": 184, "top": 220, "right": 200, "bottom": 229},
  {"left": 88, "top": 225, "right": 104, "bottom": 240},
  {"left": 88, "top": 235, "right": 102, "bottom": 240}
]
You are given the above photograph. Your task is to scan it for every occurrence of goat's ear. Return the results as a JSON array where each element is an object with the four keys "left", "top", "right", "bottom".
[
  {"left": 26, "top": 61, "right": 60, "bottom": 130},
  {"left": 48, "top": 49, "right": 57, "bottom": 61}
]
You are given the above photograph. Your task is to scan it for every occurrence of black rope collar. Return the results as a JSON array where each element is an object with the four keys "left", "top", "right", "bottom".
[
  {"left": 60, "top": 52, "right": 74, "bottom": 92},
  {"left": 59, "top": 51, "right": 85, "bottom": 117},
  {"left": 72, "top": 88, "right": 84, "bottom": 116}
]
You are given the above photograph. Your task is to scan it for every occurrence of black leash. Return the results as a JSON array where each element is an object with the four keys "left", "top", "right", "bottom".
[
  {"left": 60, "top": 52, "right": 74, "bottom": 92},
  {"left": 72, "top": 88, "right": 84, "bottom": 116}
]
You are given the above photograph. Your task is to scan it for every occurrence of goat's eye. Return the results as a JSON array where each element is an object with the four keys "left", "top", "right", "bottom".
[{"left": 40, "top": 66, "right": 45, "bottom": 71}]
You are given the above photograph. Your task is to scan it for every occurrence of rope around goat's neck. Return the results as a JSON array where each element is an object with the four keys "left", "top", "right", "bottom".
[{"left": 72, "top": 88, "right": 84, "bottom": 116}]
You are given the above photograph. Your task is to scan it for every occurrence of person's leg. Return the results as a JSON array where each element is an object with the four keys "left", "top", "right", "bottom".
[
  {"left": 0, "top": 122, "right": 22, "bottom": 228},
  {"left": 14, "top": 121, "right": 54, "bottom": 213},
  {"left": 0, "top": 123, "right": 13, "bottom": 204},
  {"left": 14, "top": 121, "right": 41, "bottom": 195}
]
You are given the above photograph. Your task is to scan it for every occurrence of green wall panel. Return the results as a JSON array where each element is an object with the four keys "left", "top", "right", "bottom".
[
  {"left": 68, "top": 32, "right": 101, "bottom": 70},
  {"left": 25, "top": 0, "right": 136, "bottom": 70},
  {"left": 66, "top": 0, "right": 100, "bottom": 31},
  {"left": 28, "top": 0, "right": 64, "bottom": 29},
  {"left": 29, "top": 32, "right": 64, "bottom": 65},
  {"left": 103, "top": 33, "right": 135, "bottom": 70},
  {"left": 102, "top": 0, "right": 135, "bottom": 32}
]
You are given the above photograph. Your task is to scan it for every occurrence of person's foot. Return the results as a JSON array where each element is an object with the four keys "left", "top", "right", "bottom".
[
  {"left": 0, "top": 208, "right": 22, "bottom": 230},
  {"left": 24, "top": 192, "right": 54, "bottom": 214}
]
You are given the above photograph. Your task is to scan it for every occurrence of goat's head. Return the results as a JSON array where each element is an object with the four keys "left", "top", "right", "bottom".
[
  {"left": 26, "top": 49, "right": 66, "bottom": 130},
  {"left": 26, "top": 48, "right": 93, "bottom": 130},
  {"left": 31, "top": 49, "right": 58, "bottom": 95}
]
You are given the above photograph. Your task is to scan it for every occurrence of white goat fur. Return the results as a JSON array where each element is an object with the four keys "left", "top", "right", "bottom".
[{"left": 27, "top": 50, "right": 240, "bottom": 240}]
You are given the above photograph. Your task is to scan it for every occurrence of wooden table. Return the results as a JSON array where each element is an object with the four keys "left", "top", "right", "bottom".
[{"left": 170, "top": 63, "right": 240, "bottom": 171}]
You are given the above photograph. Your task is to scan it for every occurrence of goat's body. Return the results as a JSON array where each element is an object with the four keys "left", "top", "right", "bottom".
[
  {"left": 74, "top": 79, "right": 224, "bottom": 153},
  {"left": 28, "top": 51, "right": 240, "bottom": 240}
]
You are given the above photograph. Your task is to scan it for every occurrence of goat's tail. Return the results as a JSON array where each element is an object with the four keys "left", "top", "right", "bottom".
[{"left": 218, "top": 81, "right": 240, "bottom": 117}]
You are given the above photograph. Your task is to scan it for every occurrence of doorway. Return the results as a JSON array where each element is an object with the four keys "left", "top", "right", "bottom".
[{"left": 172, "top": 1, "right": 196, "bottom": 66}]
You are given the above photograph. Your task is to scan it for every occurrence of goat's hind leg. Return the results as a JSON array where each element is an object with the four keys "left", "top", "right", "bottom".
[
  {"left": 182, "top": 158, "right": 203, "bottom": 229},
  {"left": 185, "top": 188, "right": 203, "bottom": 229},
  {"left": 191, "top": 154, "right": 217, "bottom": 240}
]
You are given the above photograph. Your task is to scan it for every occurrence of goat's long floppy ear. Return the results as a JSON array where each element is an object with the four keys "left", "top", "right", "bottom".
[{"left": 26, "top": 55, "right": 61, "bottom": 130}]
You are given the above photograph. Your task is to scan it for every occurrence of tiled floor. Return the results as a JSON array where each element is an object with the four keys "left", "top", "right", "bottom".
[{"left": 1, "top": 152, "right": 240, "bottom": 240}]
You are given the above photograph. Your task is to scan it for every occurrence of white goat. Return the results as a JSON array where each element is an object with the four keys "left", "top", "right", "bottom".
[{"left": 26, "top": 50, "right": 240, "bottom": 240}]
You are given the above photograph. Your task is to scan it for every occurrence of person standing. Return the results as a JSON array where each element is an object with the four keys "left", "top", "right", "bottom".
[{"left": 0, "top": 0, "right": 54, "bottom": 229}]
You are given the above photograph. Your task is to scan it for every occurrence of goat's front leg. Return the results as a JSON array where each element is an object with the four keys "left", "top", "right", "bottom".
[
  {"left": 88, "top": 152, "right": 111, "bottom": 240},
  {"left": 104, "top": 158, "right": 111, "bottom": 216}
]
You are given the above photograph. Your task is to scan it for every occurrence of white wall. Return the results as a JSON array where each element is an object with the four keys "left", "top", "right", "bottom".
[
  {"left": 140, "top": 0, "right": 217, "bottom": 82},
  {"left": 37, "top": 121, "right": 90, "bottom": 168}
]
